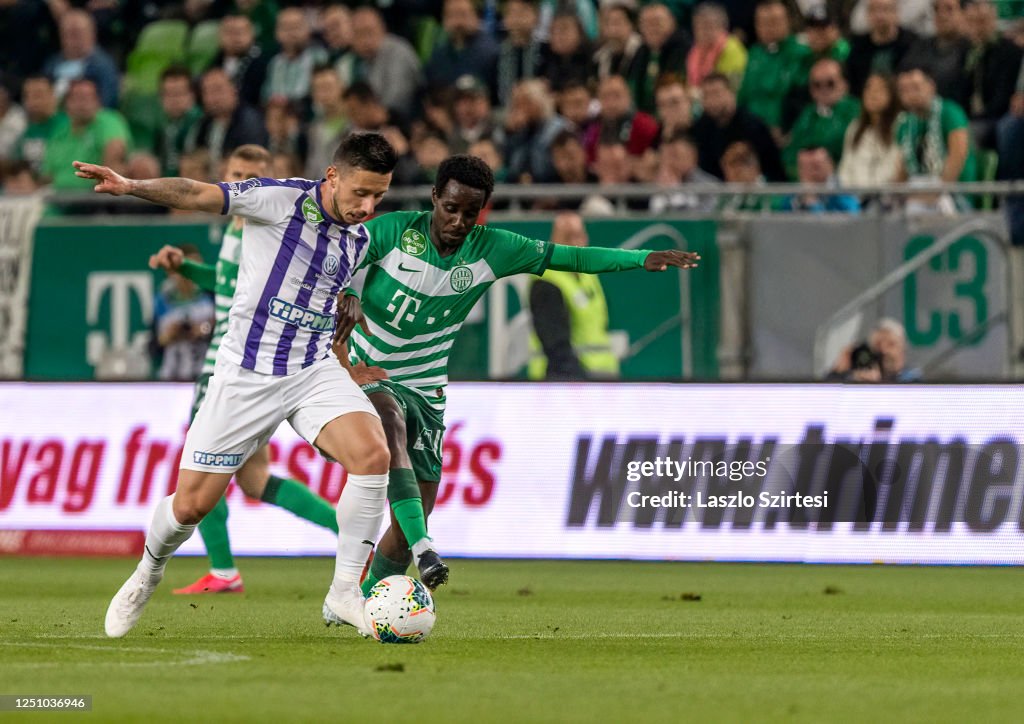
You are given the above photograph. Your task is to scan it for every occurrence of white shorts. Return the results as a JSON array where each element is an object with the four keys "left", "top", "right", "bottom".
[{"left": 182, "top": 354, "right": 378, "bottom": 474}]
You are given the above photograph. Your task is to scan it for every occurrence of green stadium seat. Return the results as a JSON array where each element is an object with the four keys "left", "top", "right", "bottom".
[
  {"left": 124, "top": 20, "right": 189, "bottom": 96},
  {"left": 188, "top": 20, "right": 221, "bottom": 76}
]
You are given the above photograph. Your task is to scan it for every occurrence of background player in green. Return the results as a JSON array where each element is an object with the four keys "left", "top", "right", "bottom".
[
  {"left": 333, "top": 155, "right": 699, "bottom": 595},
  {"left": 149, "top": 144, "right": 339, "bottom": 594}
]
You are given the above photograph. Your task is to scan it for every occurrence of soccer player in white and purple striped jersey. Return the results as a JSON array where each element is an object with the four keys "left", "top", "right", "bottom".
[{"left": 73, "top": 134, "right": 404, "bottom": 639}]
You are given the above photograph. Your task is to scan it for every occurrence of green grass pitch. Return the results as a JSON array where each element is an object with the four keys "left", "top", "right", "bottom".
[{"left": 1, "top": 557, "right": 1022, "bottom": 723}]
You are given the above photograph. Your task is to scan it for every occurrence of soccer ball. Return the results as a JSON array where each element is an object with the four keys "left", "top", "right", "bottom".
[{"left": 364, "top": 575, "right": 436, "bottom": 644}]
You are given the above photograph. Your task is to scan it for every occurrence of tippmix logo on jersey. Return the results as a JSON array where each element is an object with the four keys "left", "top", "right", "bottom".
[
  {"left": 323, "top": 254, "right": 340, "bottom": 276},
  {"left": 302, "top": 197, "right": 324, "bottom": 224},
  {"left": 401, "top": 229, "right": 427, "bottom": 256},
  {"left": 450, "top": 265, "right": 474, "bottom": 293}
]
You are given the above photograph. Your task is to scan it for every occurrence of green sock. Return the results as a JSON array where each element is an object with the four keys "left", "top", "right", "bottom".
[
  {"left": 197, "top": 496, "right": 234, "bottom": 570},
  {"left": 361, "top": 550, "right": 411, "bottom": 596},
  {"left": 388, "top": 468, "right": 429, "bottom": 548},
  {"left": 262, "top": 475, "right": 339, "bottom": 533}
]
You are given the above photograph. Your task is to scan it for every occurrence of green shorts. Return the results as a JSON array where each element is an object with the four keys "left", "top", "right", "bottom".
[
  {"left": 189, "top": 372, "right": 213, "bottom": 423},
  {"left": 361, "top": 379, "right": 446, "bottom": 483}
]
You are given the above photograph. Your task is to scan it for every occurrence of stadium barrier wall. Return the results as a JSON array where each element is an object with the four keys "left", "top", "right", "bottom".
[{"left": 2, "top": 382, "right": 1023, "bottom": 565}]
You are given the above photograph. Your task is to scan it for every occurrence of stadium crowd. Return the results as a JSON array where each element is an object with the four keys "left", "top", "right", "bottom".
[{"left": 1, "top": 0, "right": 1024, "bottom": 216}]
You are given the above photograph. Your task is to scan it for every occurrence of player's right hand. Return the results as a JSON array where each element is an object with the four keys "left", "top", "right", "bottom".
[
  {"left": 149, "top": 245, "right": 185, "bottom": 272},
  {"left": 334, "top": 293, "right": 371, "bottom": 346},
  {"left": 72, "top": 161, "right": 132, "bottom": 195},
  {"left": 348, "top": 362, "right": 389, "bottom": 386}
]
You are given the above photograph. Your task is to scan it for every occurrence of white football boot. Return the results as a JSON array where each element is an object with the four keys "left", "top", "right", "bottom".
[
  {"left": 323, "top": 583, "right": 372, "bottom": 638},
  {"left": 104, "top": 568, "right": 162, "bottom": 638}
]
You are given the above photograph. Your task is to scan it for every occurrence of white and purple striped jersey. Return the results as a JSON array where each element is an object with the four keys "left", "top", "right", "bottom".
[{"left": 214, "top": 177, "right": 370, "bottom": 376}]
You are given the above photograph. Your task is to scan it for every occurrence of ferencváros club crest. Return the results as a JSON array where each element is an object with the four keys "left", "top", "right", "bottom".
[
  {"left": 401, "top": 229, "right": 427, "bottom": 256},
  {"left": 302, "top": 197, "right": 324, "bottom": 224},
  {"left": 323, "top": 254, "right": 340, "bottom": 276},
  {"left": 450, "top": 265, "right": 473, "bottom": 292}
]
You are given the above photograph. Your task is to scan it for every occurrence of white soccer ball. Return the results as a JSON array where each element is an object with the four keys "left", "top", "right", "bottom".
[{"left": 364, "top": 575, "right": 436, "bottom": 644}]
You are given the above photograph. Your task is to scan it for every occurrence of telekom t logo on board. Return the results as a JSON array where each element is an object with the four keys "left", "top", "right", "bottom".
[{"left": 85, "top": 272, "right": 153, "bottom": 377}]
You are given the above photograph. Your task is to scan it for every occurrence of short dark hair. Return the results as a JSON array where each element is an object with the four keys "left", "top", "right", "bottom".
[
  {"left": 551, "top": 129, "right": 582, "bottom": 150},
  {"left": 665, "top": 129, "right": 696, "bottom": 147},
  {"left": 312, "top": 63, "right": 339, "bottom": 79},
  {"left": 342, "top": 81, "right": 378, "bottom": 104},
  {"left": 897, "top": 62, "right": 935, "bottom": 82},
  {"left": 333, "top": 132, "right": 397, "bottom": 174},
  {"left": 435, "top": 154, "right": 495, "bottom": 202},
  {"left": 701, "top": 72, "right": 732, "bottom": 89},
  {"left": 22, "top": 74, "right": 53, "bottom": 90},
  {"left": 160, "top": 65, "right": 192, "bottom": 87}
]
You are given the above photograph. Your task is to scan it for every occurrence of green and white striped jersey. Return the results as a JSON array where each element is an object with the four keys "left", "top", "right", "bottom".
[
  {"left": 349, "top": 211, "right": 553, "bottom": 397},
  {"left": 201, "top": 222, "right": 243, "bottom": 375}
]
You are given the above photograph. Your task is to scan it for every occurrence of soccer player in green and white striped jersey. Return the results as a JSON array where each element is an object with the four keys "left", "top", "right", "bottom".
[
  {"left": 149, "top": 145, "right": 340, "bottom": 595},
  {"left": 334, "top": 155, "right": 699, "bottom": 594}
]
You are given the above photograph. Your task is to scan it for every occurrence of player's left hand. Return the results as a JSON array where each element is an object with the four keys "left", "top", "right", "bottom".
[
  {"left": 348, "top": 362, "right": 389, "bottom": 386},
  {"left": 643, "top": 250, "right": 701, "bottom": 271},
  {"left": 334, "top": 293, "right": 370, "bottom": 345}
]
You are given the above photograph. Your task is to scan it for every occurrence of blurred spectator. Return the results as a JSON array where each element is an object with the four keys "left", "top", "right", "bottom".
[
  {"left": 154, "top": 243, "right": 215, "bottom": 382},
  {"left": 557, "top": 81, "right": 596, "bottom": 134},
  {"left": 42, "top": 78, "right": 129, "bottom": 190},
  {"left": 779, "top": 146, "right": 860, "bottom": 212},
  {"left": 187, "top": 68, "right": 268, "bottom": 172},
  {"left": 0, "top": 0, "right": 58, "bottom": 89},
  {"left": 156, "top": 66, "right": 202, "bottom": 177},
  {"left": 425, "top": 0, "right": 499, "bottom": 94},
  {"left": 693, "top": 72, "right": 786, "bottom": 181},
  {"left": 528, "top": 212, "right": 618, "bottom": 381},
  {"left": 262, "top": 8, "right": 327, "bottom": 105},
  {"left": 903, "top": 0, "right": 969, "bottom": 104},
  {"left": 592, "top": 2, "right": 642, "bottom": 82},
  {"left": 716, "top": 140, "right": 774, "bottom": 211},
  {"left": 496, "top": 0, "right": 547, "bottom": 107},
  {"left": 305, "top": 65, "right": 348, "bottom": 178},
  {"left": 16, "top": 75, "right": 60, "bottom": 174},
  {"left": 584, "top": 75, "right": 659, "bottom": 166},
  {"left": 654, "top": 73, "right": 694, "bottom": 142},
  {"left": 550, "top": 129, "right": 596, "bottom": 184},
  {"left": 419, "top": 86, "right": 455, "bottom": 139},
  {"left": 828, "top": 318, "right": 921, "bottom": 382},
  {"left": 848, "top": 0, "right": 933, "bottom": 37},
  {"left": 738, "top": 0, "right": 811, "bottom": 137},
  {"left": 448, "top": 74, "right": 502, "bottom": 154},
  {"left": 650, "top": 131, "right": 720, "bottom": 213},
  {"left": 264, "top": 97, "right": 306, "bottom": 160},
  {"left": 0, "top": 82, "right": 26, "bottom": 159},
  {"left": 839, "top": 73, "right": 902, "bottom": 188},
  {"left": 319, "top": 4, "right": 353, "bottom": 63},
  {"left": 210, "top": 15, "right": 269, "bottom": 109},
  {"left": 43, "top": 10, "right": 119, "bottom": 107},
  {"left": 537, "top": 0, "right": 599, "bottom": 42},
  {"left": 125, "top": 151, "right": 160, "bottom": 180},
  {"left": 343, "top": 82, "right": 398, "bottom": 133},
  {"left": 846, "top": 0, "right": 918, "bottom": 96},
  {"left": 580, "top": 139, "right": 633, "bottom": 215},
  {"left": 997, "top": 61, "right": 1024, "bottom": 245},
  {"left": 1, "top": 159, "right": 42, "bottom": 195},
  {"left": 963, "top": 0, "right": 1023, "bottom": 149},
  {"left": 504, "top": 78, "right": 571, "bottom": 183},
  {"left": 178, "top": 149, "right": 212, "bottom": 183},
  {"left": 469, "top": 137, "right": 507, "bottom": 181},
  {"left": 411, "top": 131, "right": 450, "bottom": 183},
  {"left": 271, "top": 151, "right": 302, "bottom": 179},
  {"left": 895, "top": 65, "right": 975, "bottom": 187},
  {"left": 335, "top": 6, "right": 422, "bottom": 119},
  {"left": 804, "top": 7, "right": 849, "bottom": 64},
  {"left": 542, "top": 11, "right": 592, "bottom": 92},
  {"left": 784, "top": 58, "right": 860, "bottom": 178},
  {"left": 628, "top": 3, "right": 691, "bottom": 115},
  {"left": 687, "top": 2, "right": 747, "bottom": 89},
  {"left": 235, "top": 0, "right": 283, "bottom": 55}
]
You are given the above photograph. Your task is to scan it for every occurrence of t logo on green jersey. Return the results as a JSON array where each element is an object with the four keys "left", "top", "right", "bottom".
[
  {"left": 450, "top": 265, "right": 474, "bottom": 293},
  {"left": 401, "top": 229, "right": 427, "bottom": 256},
  {"left": 302, "top": 198, "right": 324, "bottom": 224}
]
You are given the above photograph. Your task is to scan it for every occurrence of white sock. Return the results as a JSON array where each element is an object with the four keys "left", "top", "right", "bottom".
[
  {"left": 138, "top": 495, "right": 197, "bottom": 578},
  {"left": 331, "top": 473, "right": 388, "bottom": 590},
  {"left": 411, "top": 538, "right": 433, "bottom": 562},
  {"left": 210, "top": 568, "right": 239, "bottom": 579}
]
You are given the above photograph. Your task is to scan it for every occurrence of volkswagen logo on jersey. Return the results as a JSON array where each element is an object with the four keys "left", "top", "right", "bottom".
[
  {"left": 450, "top": 265, "right": 474, "bottom": 293},
  {"left": 323, "top": 254, "right": 340, "bottom": 276}
]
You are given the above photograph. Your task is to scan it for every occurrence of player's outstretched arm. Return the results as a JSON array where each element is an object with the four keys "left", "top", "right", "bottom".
[
  {"left": 546, "top": 245, "right": 700, "bottom": 274},
  {"left": 72, "top": 161, "right": 225, "bottom": 213},
  {"left": 147, "top": 245, "right": 216, "bottom": 291}
]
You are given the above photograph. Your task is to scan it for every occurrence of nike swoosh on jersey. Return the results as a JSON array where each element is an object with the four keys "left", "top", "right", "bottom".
[{"left": 398, "top": 263, "right": 422, "bottom": 272}]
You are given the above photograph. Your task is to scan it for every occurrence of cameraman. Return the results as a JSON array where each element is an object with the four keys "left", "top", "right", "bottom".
[
  {"left": 827, "top": 318, "right": 922, "bottom": 382},
  {"left": 153, "top": 243, "right": 214, "bottom": 381}
]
